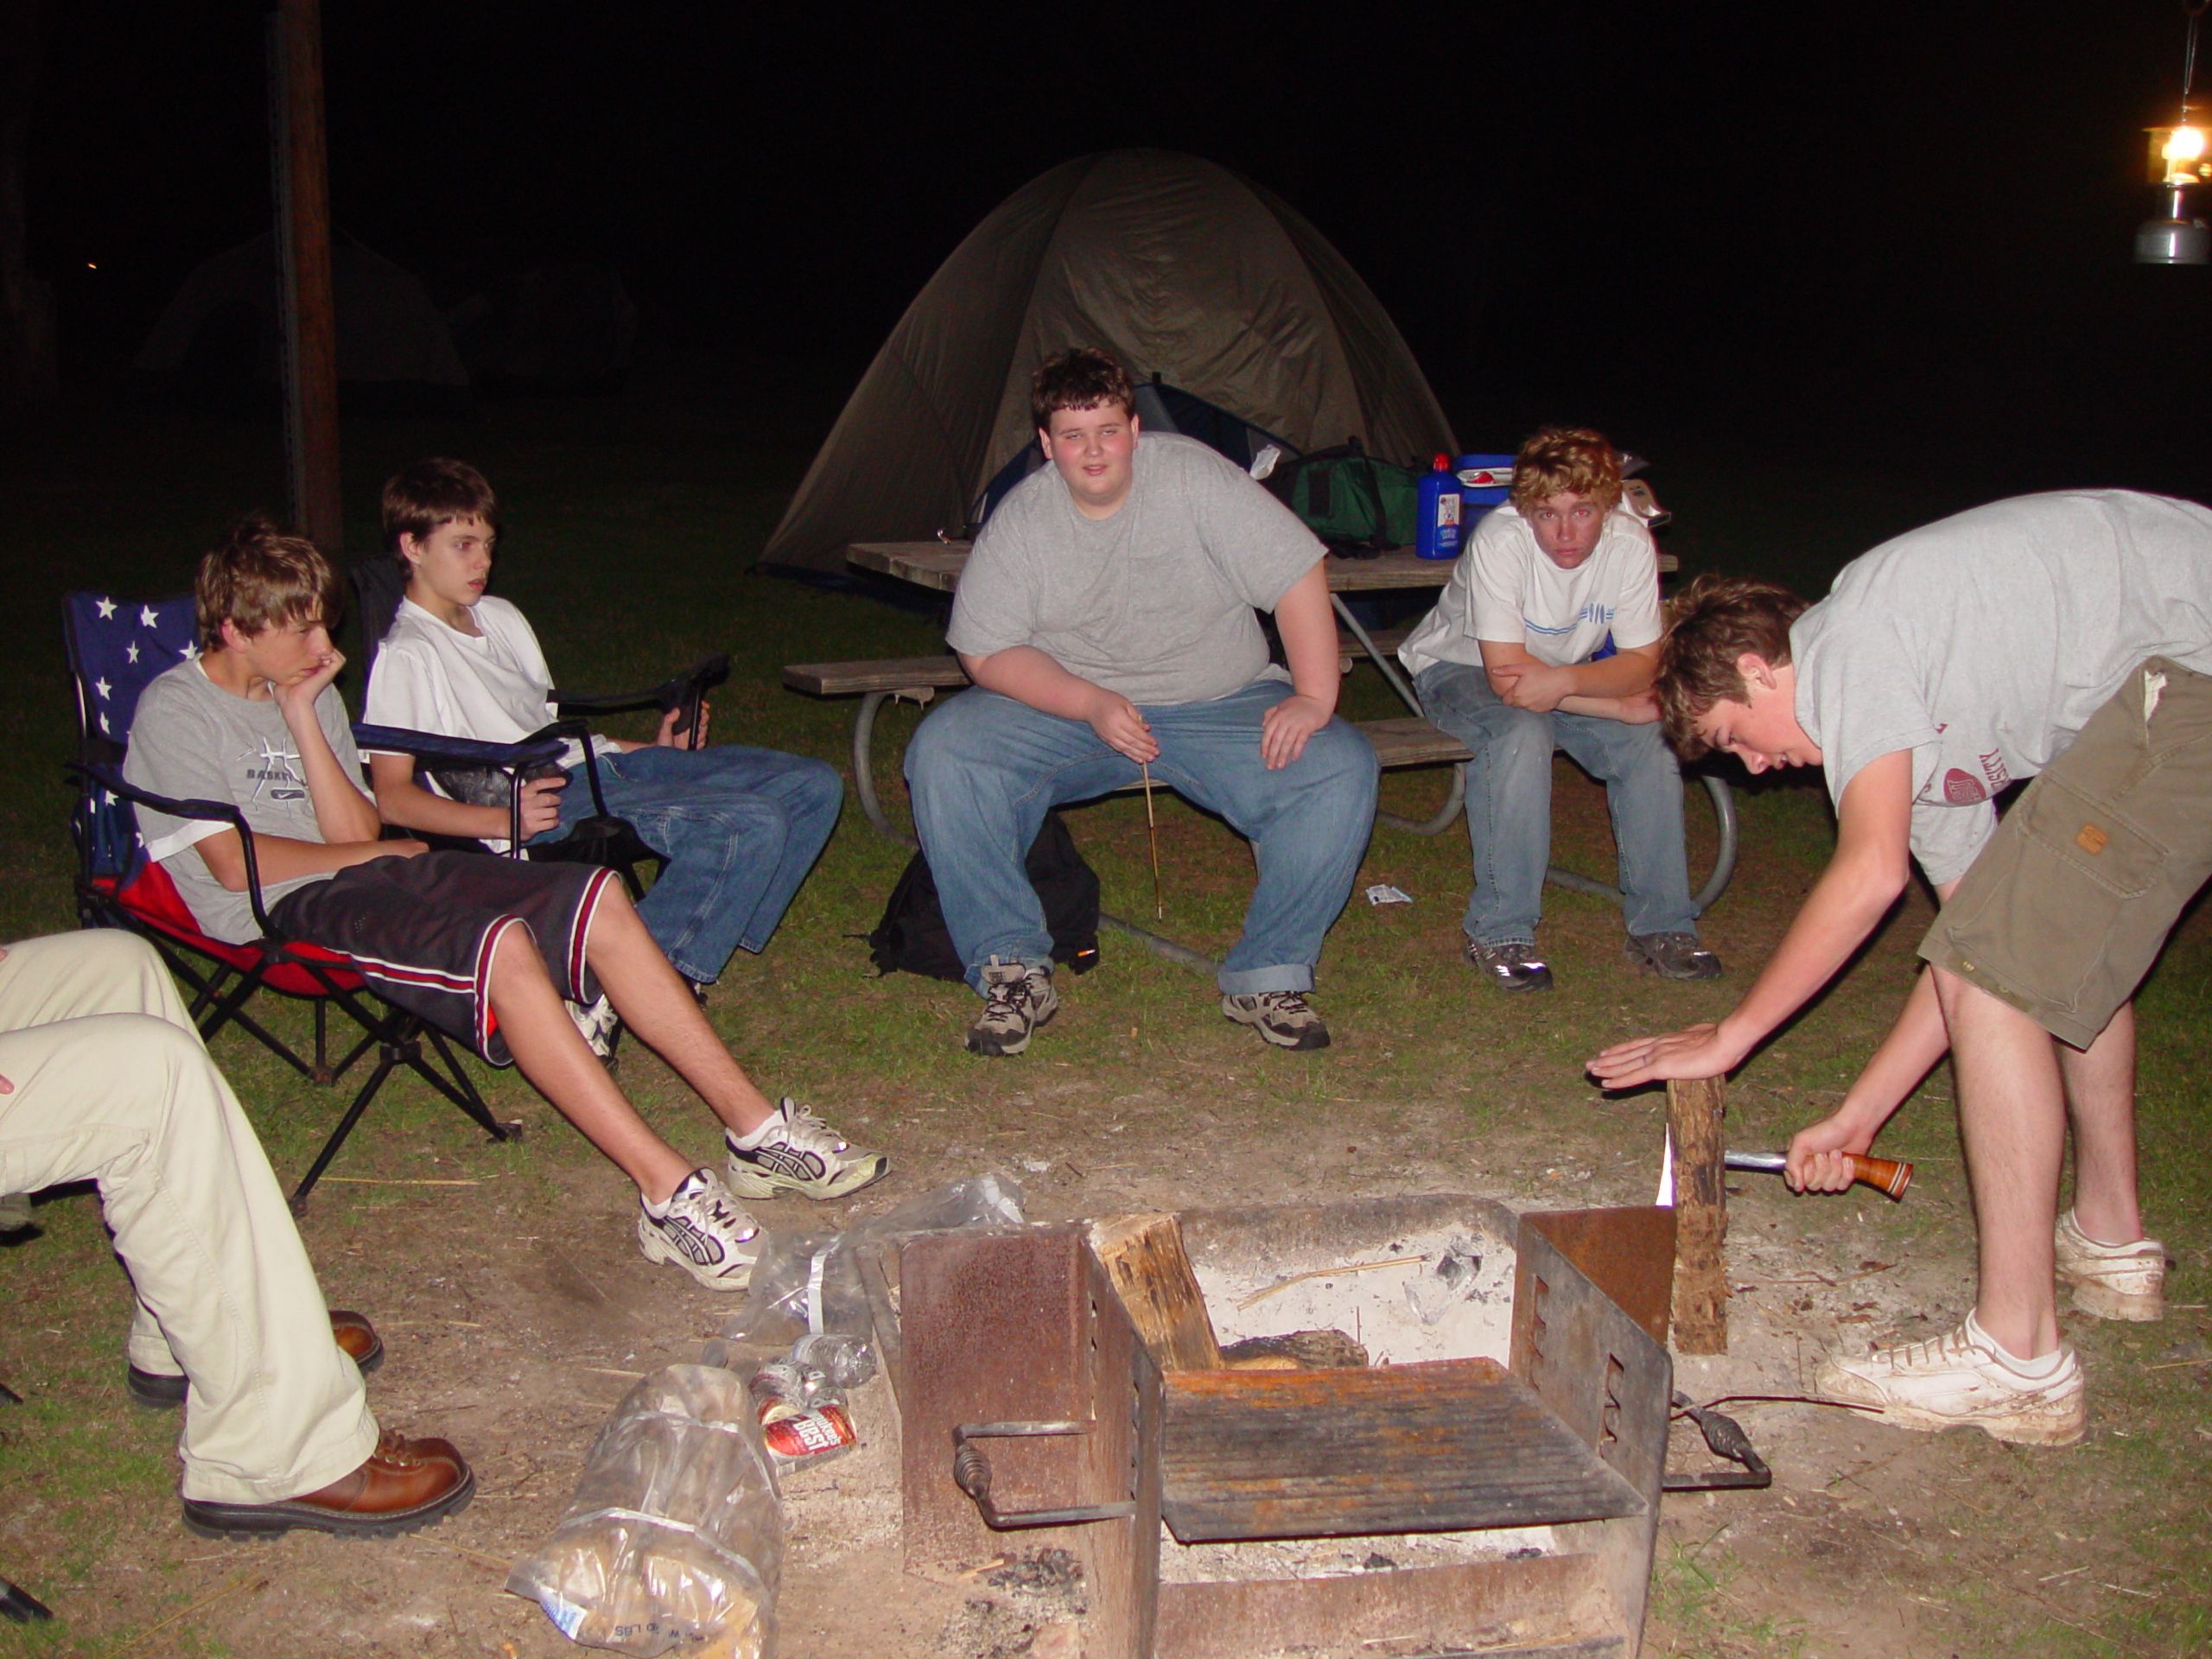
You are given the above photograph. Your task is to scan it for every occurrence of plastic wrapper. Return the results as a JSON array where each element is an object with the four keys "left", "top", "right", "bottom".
[
  {"left": 703, "top": 1173, "right": 1025, "bottom": 1366},
  {"left": 507, "top": 1364, "right": 782, "bottom": 1659}
]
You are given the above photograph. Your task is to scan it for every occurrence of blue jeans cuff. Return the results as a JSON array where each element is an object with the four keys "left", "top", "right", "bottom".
[{"left": 1217, "top": 965, "right": 1315, "bottom": 997}]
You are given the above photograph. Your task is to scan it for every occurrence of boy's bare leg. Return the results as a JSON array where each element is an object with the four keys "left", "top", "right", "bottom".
[
  {"left": 1937, "top": 967, "right": 2067, "bottom": 1360},
  {"left": 580, "top": 890, "right": 777, "bottom": 1136},
  {"left": 484, "top": 927, "right": 695, "bottom": 1204},
  {"left": 2059, "top": 1001, "right": 2143, "bottom": 1246}
]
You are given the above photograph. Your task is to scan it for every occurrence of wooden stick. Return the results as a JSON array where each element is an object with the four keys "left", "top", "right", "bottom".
[
  {"left": 1234, "top": 1255, "right": 1427, "bottom": 1311},
  {"left": 121, "top": 1573, "right": 266, "bottom": 1656},
  {"left": 1141, "top": 761, "right": 1162, "bottom": 918},
  {"left": 317, "top": 1176, "right": 481, "bottom": 1186}
]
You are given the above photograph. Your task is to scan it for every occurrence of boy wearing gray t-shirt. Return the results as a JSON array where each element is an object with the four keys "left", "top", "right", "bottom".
[
  {"left": 1590, "top": 489, "right": 2212, "bottom": 1447},
  {"left": 906, "top": 348, "right": 1379, "bottom": 1057}
]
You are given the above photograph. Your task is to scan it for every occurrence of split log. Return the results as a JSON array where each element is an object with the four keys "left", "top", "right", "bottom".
[
  {"left": 1087, "top": 1212, "right": 1222, "bottom": 1371},
  {"left": 1668, "top": 1075, "right": 1729, "bottom": 1354}
]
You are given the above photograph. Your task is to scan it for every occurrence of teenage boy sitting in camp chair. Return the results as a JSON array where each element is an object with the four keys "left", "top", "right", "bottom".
[
  {"left": 1398, "top": 427, "right": 1721, "bottom": 993},
  {"left": 1590, "top": 491, "right": 2212, "bottom": 1446},
  {"left": 359, "top": 458, "right": 843, "bottom": 1001},
  {"left": 122, "top": 518, "right": 887, "bottom": 1290},
  {"left": 906, "top": 346, "right": 1379, "bottom": 1058}
]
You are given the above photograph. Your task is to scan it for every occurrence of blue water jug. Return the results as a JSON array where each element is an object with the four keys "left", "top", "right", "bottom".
[{"left": 1414, "top": 454, "right": 1462, "bottom": 559}]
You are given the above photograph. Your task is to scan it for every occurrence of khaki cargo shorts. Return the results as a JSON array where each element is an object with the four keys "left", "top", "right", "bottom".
[{"left": 1920, "top": 657, "right": 2212, "bottom": 1050}]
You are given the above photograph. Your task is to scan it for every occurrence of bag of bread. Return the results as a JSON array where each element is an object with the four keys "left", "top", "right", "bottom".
[{"left": 507, "top": 1364, "right": 783, "bottom": 1658}]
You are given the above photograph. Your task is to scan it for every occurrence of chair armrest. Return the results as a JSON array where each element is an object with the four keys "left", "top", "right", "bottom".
[
  {"left": 67, "top": 760, "right": 283, "bottom": 938},
  {"left": 550, "top": 653, "right": 731, "bottom": 729},
  {"left": 351, "top": 725, "right": 571, "bottom": 852},
  {"left": 350, "top": 725, "right": 568, "bottom": 770}
]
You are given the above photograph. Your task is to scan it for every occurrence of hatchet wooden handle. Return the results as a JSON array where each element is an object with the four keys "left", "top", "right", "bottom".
[{"left": 1846, "top": 1154, "right": 1911, "bottom": 1198}]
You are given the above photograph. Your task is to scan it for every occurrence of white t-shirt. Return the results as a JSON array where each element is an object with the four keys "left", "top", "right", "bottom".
[
  {"left": 947, "top": 434, "right": 1324, "bottom": 706},
  {"left": 1397, "top": 502, "right": 1662, "bottom": 677},
  {"left": 364, "top": 594, "right": 620, "bottom": 772},
  {"left": 1792, "top": 489, "right": 2212, "bottom": 885}
]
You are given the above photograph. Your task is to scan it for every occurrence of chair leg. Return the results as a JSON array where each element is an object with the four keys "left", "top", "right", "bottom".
[
  {"left": 410, "top": 1027, "right": 516, "bottom": 1145},
  {"left": 289, "top": 1049, "right": 405, "bottom": 1211},
  {"left": 287, "top": 1020, "right": 515, "bottom": 1211}
]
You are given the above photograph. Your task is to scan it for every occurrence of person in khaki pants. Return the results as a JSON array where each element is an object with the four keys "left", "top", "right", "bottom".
[
  {"left": 0, "top": 929, "right": 471, "bottom": 1539},
  {"left": 1592, "top": 490, "right": 2212, "bottom": 1449}
]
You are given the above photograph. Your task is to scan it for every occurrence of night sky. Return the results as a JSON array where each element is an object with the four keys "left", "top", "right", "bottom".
[{"left": 22, "top": 2, "right": 2212, "bottom": 500}]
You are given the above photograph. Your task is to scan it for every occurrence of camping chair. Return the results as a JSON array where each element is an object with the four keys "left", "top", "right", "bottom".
[
  {"left": 61, "top": 589, "right": 534, "bottom": 1210},
  {"left": 348, "top": 556, "right": 730, "bottom": 899}
]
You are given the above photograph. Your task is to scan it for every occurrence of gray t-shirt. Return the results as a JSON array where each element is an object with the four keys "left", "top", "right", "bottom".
[
  {"left": 1792, "top": 489, "right": 2212, "bottom": 885},
  {"left": 122, "top": 658, "right": 372, "bottom": 944},
  {"left": 946, "top": 432, "right": 1325, "bottom": 705}
]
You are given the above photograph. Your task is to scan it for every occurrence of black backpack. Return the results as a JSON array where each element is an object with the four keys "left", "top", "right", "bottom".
[{"left": 867, "top": 813, "right": 1102, "bottom": 981}]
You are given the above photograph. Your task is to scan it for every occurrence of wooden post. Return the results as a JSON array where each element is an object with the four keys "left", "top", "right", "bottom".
[
  {"left": 1667, "top": 1075, "right": 1729, "bottom": 1354},
  {"left": 268, "top": 0, "right": 342, "bottom": 552}
]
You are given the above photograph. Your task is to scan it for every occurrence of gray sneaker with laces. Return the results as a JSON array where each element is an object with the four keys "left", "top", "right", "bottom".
[
  {"left": 966, "top": 957, "right": 1058, "bottom": 1057},
  {"left": 726, "top": 1098, "right": 889, "bottom": 1200},
  {"left": 1467, "top": 939, "right": 1553, "bottom": 992},
  {"left": 1221, "top": 990, "right": 1332, "bottom": 1050},
  {"left": 636, "top": 1168, "right": 760, "bottom": 1290},
  {"left": 1624, "top": 931, "right": 1724, "bottom": 981}
]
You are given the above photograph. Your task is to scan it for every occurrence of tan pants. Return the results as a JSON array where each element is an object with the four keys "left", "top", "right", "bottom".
[{"left": 0, "top": 931, "right": 377, "bottom": 1503}]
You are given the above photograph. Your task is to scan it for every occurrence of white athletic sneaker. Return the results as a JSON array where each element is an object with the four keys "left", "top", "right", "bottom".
[
  {"left": 636, "top": 1168, "right": 760, "bottom": 1290},
  {"left": 1815, "top": 1318, "right": 2085, "bottom": 1446},
  {"left": 725, "top": 1099, "right": 888, "bottom": 1201},
  {"left": 566, "top": 995, "right": 620, "bottom": 1061},
  {"left": 2055, "top": 1209, "right": 2166, "bottom": 1322}
]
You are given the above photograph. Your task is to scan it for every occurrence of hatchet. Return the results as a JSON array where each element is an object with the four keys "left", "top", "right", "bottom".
[{"left": 1725, "top": 1149, "right": 1912, "bottom": 1198}]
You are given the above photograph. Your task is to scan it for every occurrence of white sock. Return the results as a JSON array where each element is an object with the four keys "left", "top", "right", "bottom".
[
  {"left": 642, "top": 1168, "right": 714, "bottom": 1217},
  {"left": 729, "top": 1103, "right": 789, "bottom": 1151},
  {"left": 1967, "top": 1311, "right": 2066, "bottom": 1378}
]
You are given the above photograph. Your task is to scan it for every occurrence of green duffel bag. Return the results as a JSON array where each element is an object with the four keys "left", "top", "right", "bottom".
[{"left": 1265, "top": 440, "right": 1421, "bottom": 555}]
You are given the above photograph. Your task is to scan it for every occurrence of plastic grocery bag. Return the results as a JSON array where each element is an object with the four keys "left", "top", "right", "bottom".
[{"left": 507, "top": 1364, "right": 782, "bottom": 1658}]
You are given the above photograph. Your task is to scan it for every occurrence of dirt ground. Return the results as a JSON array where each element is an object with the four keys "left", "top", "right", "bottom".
[
  {"left": 3, "top": 1066, "right": 2199, "bottom": 1659},
  {"left": 2, "top": 768, "right": 2202, "bottom": 1659}
]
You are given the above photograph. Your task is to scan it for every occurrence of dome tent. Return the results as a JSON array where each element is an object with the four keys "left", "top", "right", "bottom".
[
  {"left": 136, "top": 230, "right": 468, "bottom": 414},
  {"left": 759, "top": 149, "right": 1456, "bottom": 580}
]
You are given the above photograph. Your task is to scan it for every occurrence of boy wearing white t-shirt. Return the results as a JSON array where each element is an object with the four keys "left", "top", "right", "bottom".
[
  {"left": 1398, "top": 428, "right": 1719, "bottom": 991},
  {"left": 361, "top": 459, "right": 842, "bottom": 995}
]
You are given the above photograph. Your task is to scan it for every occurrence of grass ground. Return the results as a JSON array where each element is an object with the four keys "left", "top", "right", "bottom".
[{"left": 0, "top": 357, "right": 2205, "bottom": 1657}]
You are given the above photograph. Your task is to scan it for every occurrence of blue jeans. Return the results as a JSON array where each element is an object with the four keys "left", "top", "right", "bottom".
[
  {"left": 905, "top": 682, "right": 1379, "bottom": 995},
  {"left": 1414, "top": 660, "right": 1698, "bottom": 945},
  {"left": 532, "top": 745, "right": 842, "bottom": 982}
]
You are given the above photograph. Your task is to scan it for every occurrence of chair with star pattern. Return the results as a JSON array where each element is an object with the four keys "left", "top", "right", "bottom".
[{"left": 61, "top": 589, "right": 530, "bottom": 1209}]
